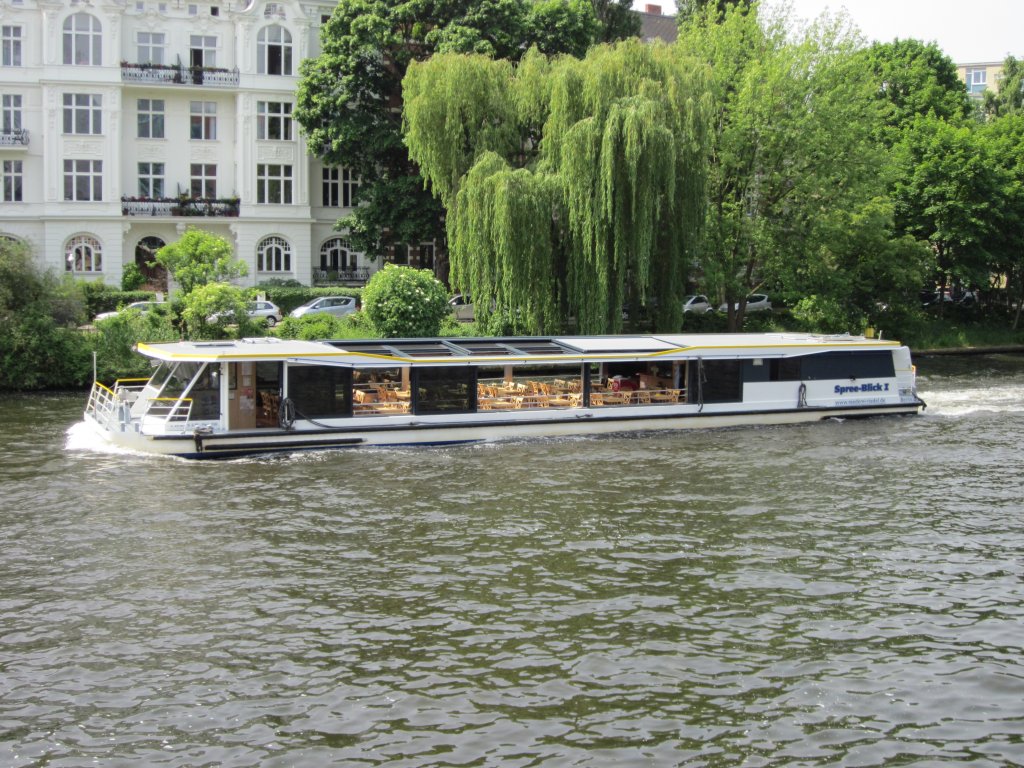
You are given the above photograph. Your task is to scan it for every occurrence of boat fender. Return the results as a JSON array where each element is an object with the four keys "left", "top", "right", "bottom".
[
  {"left": 279, "top": 397, "right": 296, "bottom": 430},
  {"left": 192, "top": 425, "right": 213, "bottom": 454},
  {"left": 797, "top": 382, "right": 807, "bottom": 408}
]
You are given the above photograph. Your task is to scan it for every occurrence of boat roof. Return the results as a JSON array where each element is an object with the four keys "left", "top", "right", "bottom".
[{"left": 136, "top": 332, "right": 901, "bottom": 366}]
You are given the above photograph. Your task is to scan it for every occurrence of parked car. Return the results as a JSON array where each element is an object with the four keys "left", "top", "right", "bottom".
[
  {"left": 93, "top": 301, "right": 166, "bottom": 322},
  {"left": 682, "top": 294, "right": 712, "bottom": 314},
  {"left": 247, "top": 300, "right": 283, "bottom": 326},
  {"left": 210, "top": 300, "right": 284, "bottom": 327},
  {"left": 718, "top": 294, "right": 772, "bottom": 313},
  {"left": 449, "top": 294, "right": 476, "bottom": 322},
  {"left": 289, "top": 296, "right": 358, "bottom": 319}
]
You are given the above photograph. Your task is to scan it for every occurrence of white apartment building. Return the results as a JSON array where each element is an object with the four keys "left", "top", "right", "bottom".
[{"left": 0, "top": 0, "right": 379, "bottom": 289}]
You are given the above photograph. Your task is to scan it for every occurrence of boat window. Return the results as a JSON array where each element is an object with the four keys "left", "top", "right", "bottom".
[
  {"left": 414, "top": 366, "right": 475, "bottom": 415},
  {"left": 287, "top": 365, "right": 352, "bottom": 419},
  {"left": 148, "top": 361, "right": 176, "bottom": 392},
  {"left": 801, "top": 351, "right": 894, "bottom": 380},
  {"left": 693, "top": 360, "right": 742, "bottom": 403},
  {"left": 768, "top": 358, "right": 803, "bottom": 381},
  {"left": 187, "top": 364, "right": 221, "bottom": 420}
]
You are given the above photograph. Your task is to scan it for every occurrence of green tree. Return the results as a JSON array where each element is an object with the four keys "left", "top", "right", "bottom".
[
  {"left": 361, "top": 264, "right": 450, "bottom": 337},
  {"left": 152, "top": 228, "right": 247, "bottom": 296},
  {"left": 979, "top": 114, "right": 1024, "bottom": 327},
  {"left": 403, "top": 40, "right": 711, "bottom": 334},
  {"left": 891, "top": 115, "right": 1003, "bottom": 298},
  {"left": 294, "top": 0, "right": 617, "bottom": 269},
  {"left": 858, "top": 39, "right": 972, "bottom": 146},
  {"left": 983, "top": 56, "right": 1024, "bottom": 118},
  {"left": 677, "top": 3, "right": 885, "bottom": 330},
  {"left": 782, "top": 198, "right": 932, "bottom": 334},
  {"left": 180, "top": 282, "right": 253, "bottom": 340},
  {"left": 93, "top": 304, "right": 179, "bottom": 381},
  {"left": 0, "top": 239, "right": 92, "bottom": 389}
]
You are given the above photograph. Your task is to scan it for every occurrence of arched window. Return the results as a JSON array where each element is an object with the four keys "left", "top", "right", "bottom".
[
  {"left": 65, "top": 235, "right": 102, "bottom": 273},
  {"left": 257, "top": 25, "right": 292, "bottom": 75},
  {"left": 63, "top": 13, "right": 102, "bottom": 66},
  {"left": 257, "top": 236, "right": 291, "bottom": 272},
  {"left": 319, "top": 237, "right": 354, "bottom": 272}
]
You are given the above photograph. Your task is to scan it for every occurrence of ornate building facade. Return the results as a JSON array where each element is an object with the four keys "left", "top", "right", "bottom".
[{"left": 0, "top": 0, "right": 377, "bottom": 288}]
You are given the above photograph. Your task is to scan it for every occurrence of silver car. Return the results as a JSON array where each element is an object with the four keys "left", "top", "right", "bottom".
[
  {"left": 718, "top": 294, "right": 772, "bottom": 313},
  {"left": 682, "top": 294, "right": 712, "bottom": 314},
  {"left": 289, "top": 296, "right": 358, "bottom": 319},
  {"left": 94, "top": 301, "right": 166, "bottom": 322},
  {"left": 248, "top": 300, "right": 283, "bottom": 327}
]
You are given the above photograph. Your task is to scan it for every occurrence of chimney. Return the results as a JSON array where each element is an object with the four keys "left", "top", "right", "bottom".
[{"left": 645, "top": 4, "right": 662, "bottom": 13}]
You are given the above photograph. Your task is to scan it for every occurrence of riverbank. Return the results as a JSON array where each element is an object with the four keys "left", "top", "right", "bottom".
[{"left": 912, "top": 344, "right": 1024, "bottom": 357}]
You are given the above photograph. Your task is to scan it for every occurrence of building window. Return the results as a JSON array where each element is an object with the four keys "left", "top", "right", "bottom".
[
  {"left": 1, "top": 159, "right": 22, "bottom": 202},
  {"left": 322, "top": 167, "right": 360, "bottom": 207},
  {"left": 257, "top": 236, "right": 291, "bottom": 272},
  {"left": 63, "top": 13, "right": 102, "bottom": 66},
  {"left": 322, "top": 167, "right": 339, "bottom": 207},
  {"left": 1, "top": 26, "right": 22, "bottom": 67},
  {"left": 256, "top": 164, "right": 292, "bottom": 204},
  {"left": 190, "top": 163, "right": 216, "bottom": 198},
  {"left": 63, "top": 160, "right": 102, "bottom": 201},
  {"left": 256, "top": 101, "right": 292, "bottom": 140},
  {"left": 189, "top": 34, "right": 217, "bottom": 68},
  {"left": 966, "top": 68, "right": 987, "bottom": 94},
  {"left": 189, "top": 101, "right": 217, "bottom": 140},
  {"left": 62, "top": 94, "right": 102, "bottom": 135},
  {"left": 419, "top": 242, "right": 435, "bottom": 270},
  {"left": 341, "top": 167, "right": 360, "bottom": 207},
  {"left": 2, "top": 94, "right": 21, "bottom": 134},
  {"left": 257, "top": 25, "right": 292, "bottom": 75},
  {"left": 65, "top": 235, "right": 102, "bottom": 273},
  {"left": 137, "top": 98, "right": 165, "bottom": 139},
  {"left": 319, "top": 237, "right": 354, "bottom": 271},
  {"left": 136, "top": 31, "right": 166, "bottom": 64},
  {"left": 138, "top": 162, "right": 164, "bottom": 198}
]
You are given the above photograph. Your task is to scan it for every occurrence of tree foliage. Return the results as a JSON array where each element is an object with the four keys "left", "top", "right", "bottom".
[
  {"left": 153, "top": 229, "right": 247, "bottom": 296},
  {"left": 891, "top": 115, "right": 1003, "bottom": 290},
  {"left": 676, "top": 3, "right": 885, "bottom": 330},
  {"left": 858, "top": 39, "right": 973, "bottom": 145},
  {"left": 404, "top": 40, "right": 711, "bottom": 334},
  {"left": 181, "top": 282, "right": 256, "bottom": 340},
  {"left": 361, "top": 264, "right": 451, "bottom": 337},
  {"left": 0, "top": 239, "right": 92, "bottom": 390},
  {"left": 983, "top": 56, "right": 1024, "bottom": 118},
  {"left": 295, "top": 0, "right": 628, "bottom": 263}
]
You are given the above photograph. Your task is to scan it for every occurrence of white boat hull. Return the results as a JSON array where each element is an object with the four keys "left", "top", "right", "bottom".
[{"left": 83, "top": 401, "right": 922, "bottom": 459}]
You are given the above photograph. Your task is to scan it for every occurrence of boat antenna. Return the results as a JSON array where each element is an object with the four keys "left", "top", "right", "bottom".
[{"left": 92, "top": 351, "right": 97, "bottom": 384}]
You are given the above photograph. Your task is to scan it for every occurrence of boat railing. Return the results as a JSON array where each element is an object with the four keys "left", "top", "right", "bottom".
[
  {"left": 86, "top": 379, "right": 149, "bottom": 429},
  {"left": 145, "top": 397, "right": 194, "bottom": 423}
]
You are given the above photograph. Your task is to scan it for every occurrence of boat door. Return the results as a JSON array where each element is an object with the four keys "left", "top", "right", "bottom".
[{"left": 228, "top": 362, "right": 258, "bottom": 430}]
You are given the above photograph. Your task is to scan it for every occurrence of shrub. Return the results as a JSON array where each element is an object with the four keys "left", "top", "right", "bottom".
[
  {"left": 275, "top": 311, "right": 378, "bottom": 340},
  {"left": 180, "top": 282, "right": 257, "bottom": 340},
  {"left": 121, "top": 263, "right": 146, "bottom": 291},
  {"left": 92, "top": 304, "right": 179, "bottom": 381},
  {"left": 360, "top": 264, "right": 449, "bottom": 338}
]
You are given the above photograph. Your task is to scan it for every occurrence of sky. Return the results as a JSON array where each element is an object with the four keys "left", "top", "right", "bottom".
[
  {"left": 767, "top": 0, "right": 1022, "bottom": 63},
  {"left": 639, "top": 1, "right": 1023, "bottom": 64}
]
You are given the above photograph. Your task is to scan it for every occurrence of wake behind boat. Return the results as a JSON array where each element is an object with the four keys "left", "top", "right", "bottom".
[{"left": 82, "top": 332, "right": 925, "bottom": 459}]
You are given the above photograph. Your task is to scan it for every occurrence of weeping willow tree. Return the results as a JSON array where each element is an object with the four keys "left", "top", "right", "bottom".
[{"left": 404, "top": 40, "right": 710, "bottom": 334}]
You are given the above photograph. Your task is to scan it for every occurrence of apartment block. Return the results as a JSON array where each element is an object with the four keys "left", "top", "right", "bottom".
[{"left": 0, "top": 0, "right": 383, "bottom": 289}]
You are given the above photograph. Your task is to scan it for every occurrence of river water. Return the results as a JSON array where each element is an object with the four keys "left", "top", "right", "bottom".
[{"left": 2, "top": 354, "right": 1024, "bottom": 767}]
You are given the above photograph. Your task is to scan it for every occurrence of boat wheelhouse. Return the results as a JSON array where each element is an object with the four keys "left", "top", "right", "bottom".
[{"left": 82, "top": 333, "right": 924, "bottom": 459}]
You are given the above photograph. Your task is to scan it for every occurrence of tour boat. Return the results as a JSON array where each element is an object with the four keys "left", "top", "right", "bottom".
[{"left": 82, "top": 333, "right": 925, "bottom": 459}]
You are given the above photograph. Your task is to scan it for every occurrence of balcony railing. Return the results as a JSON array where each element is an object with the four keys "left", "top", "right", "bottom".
[
  {"left": 121, "top": 62, "right": 240, "bottom": 87},
  {"left": 0, "top": 129, "right": 29, "bottom": 147},
  {"left": 121, "top": 196, "right": 241, "bottom": 217}
]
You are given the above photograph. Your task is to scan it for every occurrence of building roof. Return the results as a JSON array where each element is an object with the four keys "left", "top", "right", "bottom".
[{"left": 639, "top": 11, "right": 678, "bottom": 44}]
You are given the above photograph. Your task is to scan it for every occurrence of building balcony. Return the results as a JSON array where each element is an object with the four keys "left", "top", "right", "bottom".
[
  {"left": 0, "top": 129, "right": 29, "bottom": 147},
  {"left": 121, "top": 196, "right": 241, "bottom": 217},
  {"left": 312, "top": 267, "right": 372, "bottom": 286},
  {"left": 120, "top": 62, "right": 240, "bottom": 88}
]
